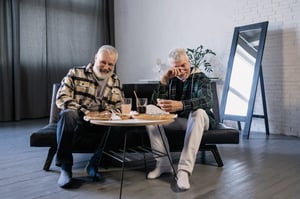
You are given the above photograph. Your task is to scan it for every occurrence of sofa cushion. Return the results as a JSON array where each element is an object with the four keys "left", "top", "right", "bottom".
[
  {"left": 30, "top": 123, "right": 57, "bottom": 147},
  {"left": 30, "top": 123, "right": 121, "bottom": 152}
]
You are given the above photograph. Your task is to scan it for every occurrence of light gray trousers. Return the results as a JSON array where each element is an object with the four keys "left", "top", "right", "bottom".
[{"left": 146, "top": 108, "right": 209, "bottom": 174}]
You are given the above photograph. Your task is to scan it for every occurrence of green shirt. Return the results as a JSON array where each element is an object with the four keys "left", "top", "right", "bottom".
[{"left": 151, "top": 69, "right": 216, "bottom": 129}]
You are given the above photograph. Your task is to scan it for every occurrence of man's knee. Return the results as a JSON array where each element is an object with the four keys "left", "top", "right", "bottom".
[
  {"left": 59, "top": 109, "right": 80, "bottom": 121},
  {"left": 193, "top": 109, "right": 207, "bottom": 117},
  {"left": 192, "top": 109, "right": 209, "bottom": 129},
  {"left": 57, "top": 109, "right": 82, "bottom": 131}
]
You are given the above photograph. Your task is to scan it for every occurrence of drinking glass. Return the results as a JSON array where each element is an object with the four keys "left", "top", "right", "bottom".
[
  {"left": 121, "top": 98, "right": 132, "bottom": 115},
  {"left": 136, "top": 98, "right": 148, "bottom": 113}
]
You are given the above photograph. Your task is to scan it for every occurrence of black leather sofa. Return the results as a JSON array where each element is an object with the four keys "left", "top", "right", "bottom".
[{"left": 30, "top": 82, "right": 239, "bottom": 171}]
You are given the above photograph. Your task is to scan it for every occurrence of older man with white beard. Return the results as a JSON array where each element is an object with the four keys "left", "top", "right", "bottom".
[{"left": 55, "top": 45, "right": 122, "bottom": 188}]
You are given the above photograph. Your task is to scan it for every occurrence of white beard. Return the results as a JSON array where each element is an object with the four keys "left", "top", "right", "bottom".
[{"left": 93, "top": 68, "right": 113, "bottom": 80}]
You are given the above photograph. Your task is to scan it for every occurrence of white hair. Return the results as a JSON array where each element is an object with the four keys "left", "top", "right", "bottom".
[
  {"left": 168, "top": 48, "right": 189, "bottom": 62},
  {"left": 97, "top": 45, "right": 119, "bottom": 61}
]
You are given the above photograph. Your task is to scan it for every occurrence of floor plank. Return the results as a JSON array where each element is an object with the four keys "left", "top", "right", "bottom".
[{"left": 1, "top": 119, "right": 300, "bottom": 199}]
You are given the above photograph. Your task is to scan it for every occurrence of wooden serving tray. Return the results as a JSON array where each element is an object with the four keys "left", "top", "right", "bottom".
[
  {"left": 84, "top": 111, "right": 131, "bottom": 121},
  {"left": 132, "top": 113, "right": 177, "bottom": 120}
]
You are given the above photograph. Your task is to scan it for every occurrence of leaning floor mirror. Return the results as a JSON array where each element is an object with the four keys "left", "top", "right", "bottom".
[{"left": 220, "top": 21, "right": 269, "bottom": 138}]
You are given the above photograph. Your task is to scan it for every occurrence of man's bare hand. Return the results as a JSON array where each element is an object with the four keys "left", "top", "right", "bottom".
[
  {"left": 157, "top": 99, "right": 183, "bottom": 113},
  {"left": 161, "top": 67, "right": 186, "bottom": 84}
]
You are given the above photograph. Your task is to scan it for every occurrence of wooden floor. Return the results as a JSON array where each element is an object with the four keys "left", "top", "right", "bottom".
[{"left": 1, "top": 118, "right": 300, "bottom": 199}]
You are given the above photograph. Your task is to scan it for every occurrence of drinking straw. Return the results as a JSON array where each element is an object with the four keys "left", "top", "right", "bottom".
[{"left": 133, "top": 90, "right": 141, "bottom": 106}]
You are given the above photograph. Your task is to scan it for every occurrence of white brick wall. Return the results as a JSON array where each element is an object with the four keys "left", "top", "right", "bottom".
[
  {"left": 115, "top": 0, "right": 300, "bottom": 137},
  {"left": 233, "top": 0, "right": 300, "bottom": 136}
]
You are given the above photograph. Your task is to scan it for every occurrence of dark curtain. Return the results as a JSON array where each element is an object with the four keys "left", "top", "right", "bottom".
[{"left": 0, "top": 0, "right": 115, "bottom": 121}]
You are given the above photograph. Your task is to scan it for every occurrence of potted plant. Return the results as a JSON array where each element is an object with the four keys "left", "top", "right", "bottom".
[{"left": 186, "top": 45, "right": 216, "bottom": 73}]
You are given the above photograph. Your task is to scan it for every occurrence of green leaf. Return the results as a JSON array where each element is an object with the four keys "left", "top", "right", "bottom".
[{"left": 186, "top": 45, "right": 216, "bottom": 73}]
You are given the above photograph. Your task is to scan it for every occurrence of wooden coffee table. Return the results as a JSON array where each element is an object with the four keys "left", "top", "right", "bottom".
[{"left": 90, "top": 118, "right": 176, "bottom": 199}]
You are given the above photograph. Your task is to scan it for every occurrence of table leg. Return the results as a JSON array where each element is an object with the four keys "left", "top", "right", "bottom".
[
  {"left": 119, "top": 133, "right": 127, "bottom": 199},
  {"left": 157, "top": 125, "right": 177, "bottom": 179},
  {"left": 94, "top": 126, "right": 112, "bottom": 167},
  {"left": 96, "top": 126, "right": 125, "bottom": 199}
]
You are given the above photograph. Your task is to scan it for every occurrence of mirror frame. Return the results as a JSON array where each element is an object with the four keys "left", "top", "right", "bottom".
[{"left": 220, "top": 21, "right": 269, "bottom": 135}]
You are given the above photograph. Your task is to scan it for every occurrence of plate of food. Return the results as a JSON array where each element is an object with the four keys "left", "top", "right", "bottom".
[
  {"left": 84, "top": 111, "right": 112, "bottom": 121},
  {"left": 132, "top": 113, "right": 177, "bottom": 120},
  {"left": 84, "top": 111, "right": 132, "bottom": 121}
]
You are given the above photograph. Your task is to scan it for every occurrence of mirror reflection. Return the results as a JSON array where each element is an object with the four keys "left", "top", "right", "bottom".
[{"left": 224, "top": 28, "right": 262, "bottom": 117}]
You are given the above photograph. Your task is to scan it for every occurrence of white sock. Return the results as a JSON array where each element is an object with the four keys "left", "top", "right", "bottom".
[
  {"left": 177, "top": 170, "right": 190, "bottom": 190},
  {"left": 147, "top": 165, "right": 172, "bottom": 179}
]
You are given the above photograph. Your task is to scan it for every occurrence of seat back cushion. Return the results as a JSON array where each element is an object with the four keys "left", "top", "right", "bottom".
[{"left": 49, "top": 83, "right": 61, "bottom": 124}]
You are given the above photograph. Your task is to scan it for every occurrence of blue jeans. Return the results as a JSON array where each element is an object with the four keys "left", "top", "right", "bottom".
[{"left": 55, "top": 109, "right": 120, "bottom": 167}]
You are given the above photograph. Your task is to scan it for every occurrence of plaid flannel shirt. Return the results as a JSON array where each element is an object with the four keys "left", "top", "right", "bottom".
[
  {"left": 151, "top": 68, "right": 216, "bottom": 129},
  {"left": 56, "top": 63, "right": 122, "bottom": 114}
]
